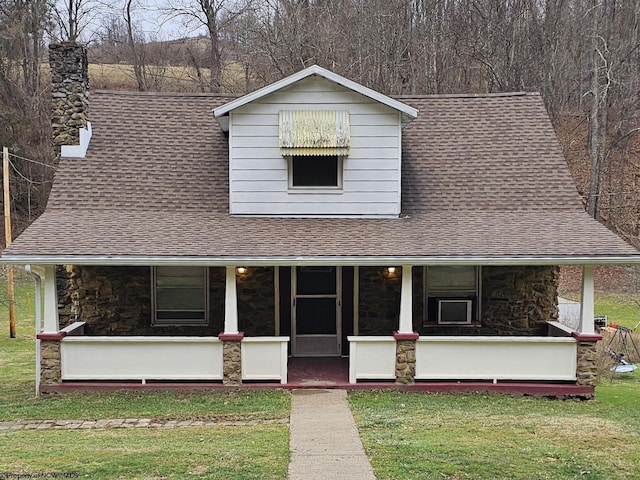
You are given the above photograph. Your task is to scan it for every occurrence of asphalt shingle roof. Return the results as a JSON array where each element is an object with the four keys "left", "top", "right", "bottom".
[{"left": 4, "top": 90, "right": 638, "bottom": 262}]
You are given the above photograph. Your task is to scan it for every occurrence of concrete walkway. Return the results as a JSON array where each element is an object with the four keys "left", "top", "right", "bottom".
[{"left": 288, "top": 389, "right": 376, "bottom": 480}]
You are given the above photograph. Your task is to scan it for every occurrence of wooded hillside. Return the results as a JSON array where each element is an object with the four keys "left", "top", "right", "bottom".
[{"left": 1, "top": 0, "right": 639, "bottom": 247}]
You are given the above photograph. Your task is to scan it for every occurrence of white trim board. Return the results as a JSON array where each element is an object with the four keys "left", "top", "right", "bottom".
[
  {"left": 6, "top": 254, "right": 640, "bottom": 266},
  {"left": 213, "top": 65, "right": 418, "bottom": 131}
]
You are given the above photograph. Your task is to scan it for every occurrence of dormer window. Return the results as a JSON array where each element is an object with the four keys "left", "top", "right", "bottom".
[
  {"left": 280, "top": 110, "right": 348, "bottom": 191},
  {"left": 290, "top": 155, "right": 341, "bottom": 188}
]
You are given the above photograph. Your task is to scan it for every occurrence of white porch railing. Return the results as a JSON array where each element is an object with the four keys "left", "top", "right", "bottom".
[
  {"left": 347, "top": 336, "right": 397, "bottom": 383},
  {"left": 415, "top": 337, "right": 577, "bottom": 381},
  {"left": 241, "top": 337, "right": 289, "bottom": 383},
  {"left": 347, "top": 335, "right": 578, "bottom": 383},
  {"left": 60, "top": 336, "right": 224, "bottom": 382}
]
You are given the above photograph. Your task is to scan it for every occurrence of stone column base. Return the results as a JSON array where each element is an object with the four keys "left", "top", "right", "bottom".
[
  {"left": 38, "top": 333, "right": 66, "bottom": 386},
  {"left": 393, "top": 331, "right": 419, "bottom": 385},
  {"left": 572, "top": 332, "right": 602, "bottom": 388},
  {"left": 218, "top": 333, "right": 244, "bottom": 386}
]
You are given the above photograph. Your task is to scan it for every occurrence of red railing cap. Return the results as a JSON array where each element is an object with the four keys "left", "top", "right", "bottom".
[
  {"left": 37, "top": 331, "right": 67, "bottom": 340},
  {"left": 571, "top": 331, "right": 602, "bottom": 342},
  {"left": 393, "top": 331, "right": 420, "bottom": 341}
]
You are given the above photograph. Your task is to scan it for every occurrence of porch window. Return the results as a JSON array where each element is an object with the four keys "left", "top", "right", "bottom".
[
  {"left": 152, "top": 266, "right": 209, "bottom": 325},
  {"left": 425, "top": 266, "right": 481, "bottom": 325}
]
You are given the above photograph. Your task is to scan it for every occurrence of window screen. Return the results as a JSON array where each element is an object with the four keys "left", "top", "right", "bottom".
[
  {"left": 153, "top": 266, "right": 208, "bottom": 325},
  {"left": 291, "top": 156, "right": 339, "bottom": 187}
]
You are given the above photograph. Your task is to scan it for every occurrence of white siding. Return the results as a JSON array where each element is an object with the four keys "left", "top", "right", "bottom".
[{"left": 228, "top": 76, "right": 402, "bottom": 217}]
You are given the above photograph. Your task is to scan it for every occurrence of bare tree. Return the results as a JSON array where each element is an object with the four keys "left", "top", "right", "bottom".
[
  {"left": 0, "top": 0, "right": 56, "bottom": 239},
  {"left": 50, "top": 0, "right": 101, "bottom": 42},
  {"left": 124, "top": 0, "right": 147, "bottom": 90},
  {"left": 163, "top": 0, "right": 254, "bottom": 92}
]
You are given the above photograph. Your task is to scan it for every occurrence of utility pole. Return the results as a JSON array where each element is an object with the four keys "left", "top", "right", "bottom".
[{"left": 3, "top": 147, "right": 16, "bottom": 338}]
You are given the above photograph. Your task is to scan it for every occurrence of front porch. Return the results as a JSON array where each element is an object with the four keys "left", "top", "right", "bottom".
[
  {"left": 38, "top": 348, "right": 595, "bottom": 398},
  {"left": 33, "top": 263, "right": 602, "bottom": 397},
  {"left": 37, "top": 319, "right": 599, "bottom": 398}
]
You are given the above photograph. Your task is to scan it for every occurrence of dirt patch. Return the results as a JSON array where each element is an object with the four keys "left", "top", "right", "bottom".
[{"left": 559, "top": 265, "right": 640, "bottom": 297}]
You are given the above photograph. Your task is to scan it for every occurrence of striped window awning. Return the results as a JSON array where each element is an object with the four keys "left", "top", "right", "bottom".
[{"left": 279, "top": 110, "right": 350, "bottom": 156}]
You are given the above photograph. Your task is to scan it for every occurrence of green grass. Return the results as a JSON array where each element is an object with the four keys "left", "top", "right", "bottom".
[
  {"left": 0, "top": 277, "right": 38, "bottom": 404},
  {"left": 349, "top": 384, "right": 640, "bottom": 479},
  {"left": 1, "top": 425, "right": 288, "bottom": 479},
  {"left": 560, "top": 290, "right": 640, "bottom": 329},
  {"left": 0, "top": 274, "right": 290, "bottom": 479},
  {"left": 594, "top": 295, "right": 640, "bottom": 329}
]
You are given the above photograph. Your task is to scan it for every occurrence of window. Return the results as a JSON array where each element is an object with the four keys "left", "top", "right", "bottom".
[
  {"left": 152, "top": 266, "right": 208, "bottom": 325},
  {"left": 290, "top": 155, "right": 340, "bottom": 188},
  {"left": 425, "top": 266, "right": 480, "bottom": 325},
  {"left": 279, "top": 110, "right": 349, "bottom": 190}
]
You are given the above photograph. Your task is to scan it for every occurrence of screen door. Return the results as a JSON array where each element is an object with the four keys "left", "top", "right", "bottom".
[{"left": 292, "top": 266, "right": 341, "bottom": 356}]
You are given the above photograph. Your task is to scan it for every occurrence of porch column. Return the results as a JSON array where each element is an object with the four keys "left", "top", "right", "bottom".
[
  {"left": 579, "top": 265, "right": 595, "bottom": 334},
  {"left": 219, "top": 266, "right": 244, "bottom": 386},
  {"left": 43, "top": 265, "right": 59, "bottom": 333},
  {"left": 394, "top": 265, "right": 419, "bottom": 385},
  {"left": 37, "top": 265, "right": 63, "bottom": 388},
  {"left": 398, "top": 264, "right": 413, "bottom": 334},
  {"left": 224, "top": 266, "right": 239, "bottom": 334}
]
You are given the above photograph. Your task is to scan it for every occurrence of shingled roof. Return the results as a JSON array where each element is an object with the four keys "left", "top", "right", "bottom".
[{"left": 3, "top": 89, "right": 639, "bottom": 264}]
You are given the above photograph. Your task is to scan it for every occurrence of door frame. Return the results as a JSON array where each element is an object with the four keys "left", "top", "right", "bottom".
[{"left": 291, "top": 266, "right": 342, "bottom": 357}]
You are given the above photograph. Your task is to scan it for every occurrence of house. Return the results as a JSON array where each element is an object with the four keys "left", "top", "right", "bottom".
[{"left": 3, "top": 43, "right": 640, "bottom": 397}]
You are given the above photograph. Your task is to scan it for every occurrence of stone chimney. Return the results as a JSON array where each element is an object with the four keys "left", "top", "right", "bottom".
[{"left": 49, "top": 42, "right": 89, "bottom": 153}]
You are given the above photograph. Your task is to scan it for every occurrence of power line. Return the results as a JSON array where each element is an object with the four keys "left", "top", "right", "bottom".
[
  {"left": 581, "top": 190, "right": 640, "bottom": 198},
  {"left": 8, "top": 159, "right": 53, "bottom": 185},
  {"left": 8, "top": 152, "right": 56, "bottom": 170}
]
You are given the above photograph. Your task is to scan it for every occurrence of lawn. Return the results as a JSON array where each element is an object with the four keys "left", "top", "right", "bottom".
[
  {"left": 350, "top": 383, "right": 640, "bottom": 479},
  {"left": 0, "top": 271, "right": 291, "bottom": 479},
  {"left": 594, "top": 295, "right": 640, "bottom": 329},
  {"left": 2, "top": 271, "right": 640, "bottom": 479}
]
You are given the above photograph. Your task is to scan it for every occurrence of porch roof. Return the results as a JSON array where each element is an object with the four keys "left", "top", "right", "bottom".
[{"left": 3, "top": 90, "right": 639, "bottom": 265}]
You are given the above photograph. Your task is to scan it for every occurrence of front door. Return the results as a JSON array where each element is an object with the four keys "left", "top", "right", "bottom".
[{"left": 292, "top": 266, "right": 341, "bottom": 356}]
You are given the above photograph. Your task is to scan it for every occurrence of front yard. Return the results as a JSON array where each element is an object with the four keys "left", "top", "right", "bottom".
[
  {"left": 1, "top": 273, "right": 640, "bottom": 479},
  {"left": 350, "top": 382, "right": 640, "bottom": 479}
]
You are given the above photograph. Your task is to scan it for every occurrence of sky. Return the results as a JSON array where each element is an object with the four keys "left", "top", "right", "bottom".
[{"left": 55, "top": 0, "right": 207, "bottom": 44}]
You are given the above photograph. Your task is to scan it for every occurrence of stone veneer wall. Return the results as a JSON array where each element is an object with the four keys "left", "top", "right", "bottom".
[
  {"left": 58, "top": 265, "right": 557, "bottom": 337},
  {"left": 237, "top": 267, "right": 275, "bottom": 336},
  {"left": 49, "top": 43, "right": 89, "bottom": 150},
  {"left": 222, "top": 340, "right": 243, "bottom": 385},
  {"left": 395, "top": 339, "right": 417, "bottom": 384},
  {"left": 478, "top": 265, "right": 559, "bottom": 336},
  {"left": 358, "top": 267, "right": 401, "bottom": 335},
  {"left": 57, "top": 266, "right": 276, "bottom": 336},
  {"left": 358, "top": 265, "right": 559, "bottom": 336},
  {"left": 57, "top": 265, "right": 226, "bottom": 335}
]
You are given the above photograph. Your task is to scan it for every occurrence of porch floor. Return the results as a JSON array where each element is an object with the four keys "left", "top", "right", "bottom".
[
  {"left": 287, "top": 357, "right": 350, "bottom": 386},
  {"left": 46, "top": 356, "right": 596, "bottom": 398}
]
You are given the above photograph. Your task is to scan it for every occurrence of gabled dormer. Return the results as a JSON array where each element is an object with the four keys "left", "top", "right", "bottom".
[{"left": 214, "top": 66, "right": 417, "bottom": 217}]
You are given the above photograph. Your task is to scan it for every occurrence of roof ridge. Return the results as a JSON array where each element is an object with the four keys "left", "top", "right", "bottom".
[
  {"left": 394, "top": 92, "right": 539, "bottom": 99},
  {"left": 92, "top": 90, "right": 238, "bottom": 99},
  {"left": 91, "top": 90, "right": 538, "bottom": 100}
]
